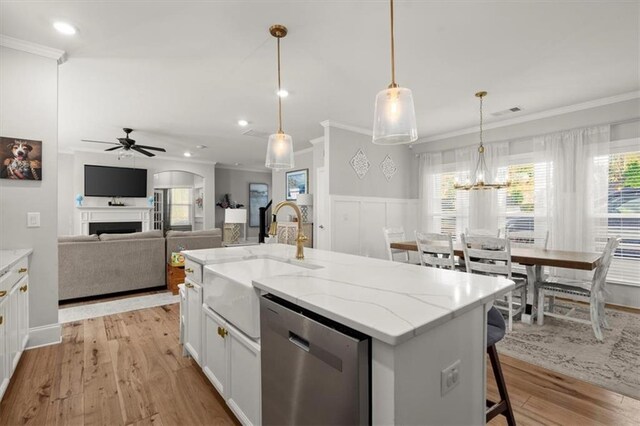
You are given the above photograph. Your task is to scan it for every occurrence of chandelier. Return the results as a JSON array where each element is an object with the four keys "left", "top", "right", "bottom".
[{"left": 454, "top": 91, "right": 510, "bottom": 190}]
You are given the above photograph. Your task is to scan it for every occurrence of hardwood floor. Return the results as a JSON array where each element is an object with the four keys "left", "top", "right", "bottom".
[
  {"left": 1, "top": 303, "right": 638, "bottom": 425},
  {"left": 0, "top": 304, "right": 239, "bottom": 426}
]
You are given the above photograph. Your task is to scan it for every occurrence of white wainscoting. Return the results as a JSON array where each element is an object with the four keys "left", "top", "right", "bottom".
[{"left": 331, "top": 195, "right": 419, "bottom": 260}]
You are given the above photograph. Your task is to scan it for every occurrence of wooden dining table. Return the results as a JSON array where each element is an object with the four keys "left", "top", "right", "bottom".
[{"left": 390, "top": 241, "right": 603, "bottom": 324}]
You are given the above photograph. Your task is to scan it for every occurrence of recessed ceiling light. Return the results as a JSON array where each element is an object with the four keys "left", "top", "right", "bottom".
[
  {"left": 183, "top": 152, "right": 192, "bottom": 157},
  {"left": 53, "top": 22, "right": 77, "bottom": 35},
  {"left": 237, "top": 119, "right": 249, "bottom": 127},
  {"left": 276, "top": 89, "right": 289, "bottom": 98}
]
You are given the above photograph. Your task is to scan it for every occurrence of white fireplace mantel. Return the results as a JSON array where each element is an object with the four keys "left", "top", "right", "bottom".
[{"left": 76, "top": 206, "right": 152, "bottom": 235}]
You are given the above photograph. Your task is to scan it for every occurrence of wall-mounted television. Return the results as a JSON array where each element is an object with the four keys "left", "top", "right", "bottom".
[{"left": 84, "top": 165, "right": 147, "bottom": 198}]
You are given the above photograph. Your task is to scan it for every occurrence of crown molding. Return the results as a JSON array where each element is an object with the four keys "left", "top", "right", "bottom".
[
  {"left": 295, "top": 147, "right": 313, "bottom": 156},
  {"left": 216, "top": 164, "right": 271, "bottom": 173},
  {"left": 414, "top": 90, "right": 640, "bottom": 145},
  {"left": 320, "top": 120, "right": 373, "bottom": 136},
  {"left": 0, "top": 35, "right": 67, "bottom": 64},
  {"left": 309, "top": 136, "right": 324, "bottom": 145}
]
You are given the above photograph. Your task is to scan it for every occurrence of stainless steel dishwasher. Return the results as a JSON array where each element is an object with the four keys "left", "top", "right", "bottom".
[{"left": 260, "top": 294, "right": 371, "bottom": 425}]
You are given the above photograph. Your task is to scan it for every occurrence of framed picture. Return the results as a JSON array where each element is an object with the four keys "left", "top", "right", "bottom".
[
  {"left": 249, "top": 183, "right": 269, "bottom": 227},
  {"left": 0, "top": 137, "right": 43, "bottom": 180},
  {"left": 286, "top": 169, "right": 308, "bottom": 201}
]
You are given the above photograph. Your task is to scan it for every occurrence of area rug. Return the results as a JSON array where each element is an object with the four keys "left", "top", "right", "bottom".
[
  {"left": 59, "top": 292, "right": 180, "bottom": 323},
  {"left": 498, "top": 304, "right": 640, "bottom": 399}
]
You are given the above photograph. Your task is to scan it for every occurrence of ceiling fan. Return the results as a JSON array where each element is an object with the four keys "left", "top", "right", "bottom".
[{"left": 82, "top": 128, "right": 166, "bottom": 157}]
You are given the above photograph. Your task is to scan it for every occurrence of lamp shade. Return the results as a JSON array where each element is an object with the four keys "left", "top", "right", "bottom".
[
  {"left": 265, "top": 132, "right": 294, "bottom": 170},
  {"left": 224, "top": 208, "right": 247, "bottom": 224},
  {"left": 296, "top": 194, "right": 313, "bottom": 206},
  {"left": 372, "top": 86, "right": 418, "bottom": 145}
]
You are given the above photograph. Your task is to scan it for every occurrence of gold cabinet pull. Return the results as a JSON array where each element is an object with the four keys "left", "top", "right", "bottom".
[
  {"left": 0, "top": 316, "right": 3, "bottom": 325},
  {"left": 185, "top": 268, "right": 194, "bottom": 274},
  {"left": 217, "top": 326, "right": 228, "bottom": 338},
  {"left": 18, "top": 267, "right": 27, "bottom": 273},
  {"left": 185, "top": 282, "right": 194, "bottom": 289},
  {"left": 20, "top": 285, "right": 28, "bottom": 292},
  {"left": 0, "top": 291, "right": 6, "bottom": 297}
]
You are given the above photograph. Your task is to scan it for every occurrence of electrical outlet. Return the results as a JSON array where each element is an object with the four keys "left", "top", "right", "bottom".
[
  {"left": 441, "top": 359, "right": 461, "bottom": 396},
  {"left": 27, "top": 212, "right": 40, "bottom": 228}
]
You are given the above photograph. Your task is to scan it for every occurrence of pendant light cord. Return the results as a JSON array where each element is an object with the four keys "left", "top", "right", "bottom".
[
  {"left": 277, "top": 37, "right": 283, "bottom": 133},
  {"left": 479, "top": 93, "right": 484, "bottom": 148},
  {"left": 389, "top": 0, "right": 397, "bottom": 87}
]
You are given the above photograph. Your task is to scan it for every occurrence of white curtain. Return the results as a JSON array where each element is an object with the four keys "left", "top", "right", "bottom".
[
  {"left": 455, "top": 142, "right": 509, "bottom": 234},
  {"left": 418, "top": 152, "right": 443, "bottom": 233},
  {"left": 534, "top": 126, "right": 610, "bottom": 277}
]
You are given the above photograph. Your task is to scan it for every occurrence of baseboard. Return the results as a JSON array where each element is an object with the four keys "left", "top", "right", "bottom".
[{"left": 26, "top": 322, "right": 62, "bottom": 349}]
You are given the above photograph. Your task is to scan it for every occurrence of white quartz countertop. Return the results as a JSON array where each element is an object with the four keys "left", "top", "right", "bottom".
[
  {"left": 0, "top": 249, "right": 32, "bottom": 274},
  {"left": 183, "top": 244, "right": 514, "bottom": 345}
]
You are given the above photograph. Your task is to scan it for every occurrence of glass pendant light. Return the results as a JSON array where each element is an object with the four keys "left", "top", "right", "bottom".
[
  {"left": 265, "top": 24, "right": 294, "bottom": 170},
  {"left": 454, "top": 91, "right": 510, "bottom": 190},
  {"left": 372, "top": 0, "right": 418, "bottom": 145}
]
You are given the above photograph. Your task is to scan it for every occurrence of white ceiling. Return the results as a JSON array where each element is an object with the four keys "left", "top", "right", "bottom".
[{"left": 1, "top": 1, "right": 638, "bottom": 169}]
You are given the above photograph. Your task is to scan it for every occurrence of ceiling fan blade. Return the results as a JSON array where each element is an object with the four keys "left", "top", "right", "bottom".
[
  {"left": 136, "top": 145, "right": 166, "bottom": 152},
  {"left": 82, "top": 139, "right": 119, "bottom": 145},
  {"left": 105, "top": 146, "right": 122, "bottom": 152},
  {"left": 132, "top": 146, "right": 155, "bottom": 157}
]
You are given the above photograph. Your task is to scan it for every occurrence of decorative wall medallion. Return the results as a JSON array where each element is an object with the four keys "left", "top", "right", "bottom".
[
  {"left": 350, "top": 149, "right": 370, "bottom": 179},
  {"left": 380, "top": 155, "right": 397, "bottom": 181}
]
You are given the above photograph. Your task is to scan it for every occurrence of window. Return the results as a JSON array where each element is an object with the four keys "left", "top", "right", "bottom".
[
  {"left": 169, "top": 188, "right": 192, "bottom": 227},
  {"left": 604, "top": 149, "right": 640, "bottom": 285}
]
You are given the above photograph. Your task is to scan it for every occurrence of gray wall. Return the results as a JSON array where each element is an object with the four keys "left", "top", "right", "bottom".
[
  {"left": 271, "top": 150, "right": 314, "bottom": 221},
  {"left": 328, "top": 127, "right": 418, "bottom": 198},
  {"left": 412, "top": 98, "right": 640, "bottom": 154},
  {"left": 215, "top": 167, "right": 272, "bottom": 238},
  {"left": 58, "top": 150, "right": 216, "bottom": 234},
  {"left": 58, "top": 152, "right": 75, "bottom": 236},
  {"left": 0, "top": 46, "right": 60, "bottom": 346}
]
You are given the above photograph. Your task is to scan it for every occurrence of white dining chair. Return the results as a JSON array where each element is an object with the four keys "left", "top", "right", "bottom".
[
  {"left": 383, "top": 227, "right": 410, "bottom": 263},
  {"left": 415, "top": 232, "right": 456, "bottom": 270},
  {"left": 537, "top": 237, "right": 621, "bottom": 341},
  {"left": 465, "top": 228, "right": 501, "bottom": 238},
  {"left": 505, "top": 229, "right": 550, "bottom": 277},
  {"left": 461, "top": 234, "right": 527, "bottom": 332}
]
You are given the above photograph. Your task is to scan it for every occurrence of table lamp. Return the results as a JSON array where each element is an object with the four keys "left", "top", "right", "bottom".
[
  {"left": 225, "top": 208, "right": 247, "bottom": 243},
  {"left": 296, "top": 194, "right": 312, "bottom": 223}
]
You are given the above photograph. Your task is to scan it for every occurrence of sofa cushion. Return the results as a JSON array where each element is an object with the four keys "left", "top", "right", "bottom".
[
  {"left": 166, "top": 229, "right": 222, "bottom": 238},
  {"left": 58, "top": 234, "right": 100, "bottom": 243},
  {"left": 99, "top": 230, "right": 163, "bottom": 241}
]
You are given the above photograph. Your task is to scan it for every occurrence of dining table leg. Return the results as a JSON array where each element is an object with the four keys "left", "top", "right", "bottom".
[{"left": 521, "top": 264, "right": 542, "bottom": 325}]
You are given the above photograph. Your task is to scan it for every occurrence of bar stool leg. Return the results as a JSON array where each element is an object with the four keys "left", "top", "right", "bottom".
[{"left": 486, "top": 345, "right": 516, "bottom": 426}]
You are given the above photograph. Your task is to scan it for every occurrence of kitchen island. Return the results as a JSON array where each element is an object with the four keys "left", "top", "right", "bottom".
[{"left": 181, "top": 244, "right": 514, "bottom": 425}]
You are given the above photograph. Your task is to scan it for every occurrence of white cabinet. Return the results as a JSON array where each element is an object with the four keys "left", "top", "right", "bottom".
[
  {"left": 0, "top": 299, "right": 8, "bottom": 398},
  {"left": 227, "top": 324, "right": 261, "bottom": 426},
  {"left": 201, "top": 305, "right": 261, "bottom": 426},
  {"left": 17, "top": 277, "right": 29, "bottom": 354},
  {"left": 202, "top": 307, "right": 227, "bottom": 396},
  {"left": 0, "top": 251, "right": 30, "bottom": 402},
  {"left": 184, "top": 279, "right": 202, "bottom": 365}
]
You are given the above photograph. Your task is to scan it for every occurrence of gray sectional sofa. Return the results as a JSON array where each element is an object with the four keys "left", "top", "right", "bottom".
[{"left": 58, "top": 228, "right": 222, "bottom": 301}]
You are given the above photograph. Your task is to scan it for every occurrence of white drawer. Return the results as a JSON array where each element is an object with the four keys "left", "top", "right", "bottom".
[
  {"left": 0, "top": 257, "right": 28, "bottom": 295},
  {"left": 184, "top": 259, "right": 202, "bottom": 284}
]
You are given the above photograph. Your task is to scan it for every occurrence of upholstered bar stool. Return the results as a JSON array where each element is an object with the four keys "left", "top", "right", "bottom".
[{"left": 486, "top": 306, "right": 516, "bottom": 426}]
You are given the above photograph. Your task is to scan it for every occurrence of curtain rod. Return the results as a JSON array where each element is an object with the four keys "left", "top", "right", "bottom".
[{"left": 415, "top": 117, "right": 640, "bottom": 157}]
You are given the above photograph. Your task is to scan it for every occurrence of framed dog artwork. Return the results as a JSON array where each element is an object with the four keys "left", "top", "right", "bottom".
[{"left": 0, "top": 137, "right": 43, "bottom": 180}]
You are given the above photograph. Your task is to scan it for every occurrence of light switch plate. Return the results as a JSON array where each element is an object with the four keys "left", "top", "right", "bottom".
[
  {"left": 441, "top": 359, "right": 461, "bottom": 396},
  {"left": 27, "top": 212, "right": 40, "bottom": 228}
]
